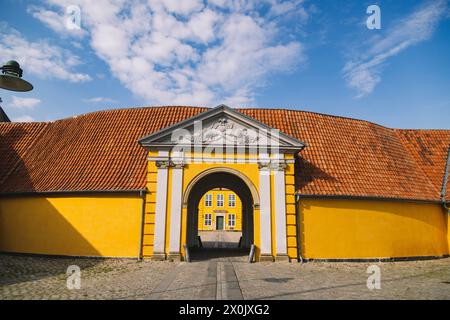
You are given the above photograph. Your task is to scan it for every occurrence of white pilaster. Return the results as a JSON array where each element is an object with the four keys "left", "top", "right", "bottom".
[
  {"left": 153, "top": 159, "right": 169, "bottom": 256},
  {"left": 258, "top": 159, "right": 272, "bottom": 258},
  {"left": 273, "top": 163, "right": 288, "bottom": 257},
  {"left": 168, "top": 161, "right": 184, "bottom": 257}
]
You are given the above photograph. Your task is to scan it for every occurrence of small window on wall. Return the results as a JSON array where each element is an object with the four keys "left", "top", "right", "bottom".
[
  {"left": 217, "top": 194, "right": 224, "bottom": 207},
  {"left": 204, "top": 214, "right": 212, "bottom": 226},
  {"left": 205, "top": 194, "right": 212, "bottom": 207},
  {"left": 228, "top": 194, "right": 236, "bottom": 207},
  {"left": 228, "top": 214, "right": 236, "bottom": 227}
]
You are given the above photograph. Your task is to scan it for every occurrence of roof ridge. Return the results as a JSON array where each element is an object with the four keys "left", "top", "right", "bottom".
[
  {"left": 238, "top": 107, "right": 400, "bottom": 130},
  {"left": 242, "top": 107, "right": 450, "bottom": 131},
  {"left": 49, "top": 105, "right": 208, "bottom": 123},
  {"left": 395, "top": 128, "right": 450, "bottom": 132},
  {"left": 5, "top": 105, "right": 450, "bottom": 132}
]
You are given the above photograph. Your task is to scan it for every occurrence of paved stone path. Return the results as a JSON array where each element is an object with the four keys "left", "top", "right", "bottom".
[
  {"left": 147, "top": 260, "right": 243, "bottom": 300},
  {"left": 198, "top": 231, "right": 242, "bottom": 248},
  {"left": 149, "top": 250, "right": 247, "bottom": 300},
  {"left": 1, "top": 253, "right": 450, "bottom": 300}
]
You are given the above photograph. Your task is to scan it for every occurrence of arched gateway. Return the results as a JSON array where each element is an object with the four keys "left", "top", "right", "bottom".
[
  {"left": 139, "top": 105, "right": 305, "bottom": 261},
  {"left": 184, "top": 169, "right": 257, "bottom": 250}
]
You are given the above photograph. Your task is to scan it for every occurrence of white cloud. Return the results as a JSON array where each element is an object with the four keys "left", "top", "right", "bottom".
[
  {"left": 13, "top": 115, "right": 35, "bottom": 122},
  {"left": 29, "top": 0, "right": 307, "bottom": 106},
  {"left": 0, "top": 25, "right": 91, "bottom": 83},
  {"left": 9, "top": 96, "right": 41, "bottom": 109},
  {"left": 27, "top": 5, "right": 87, "bottom": 38},
  {"left": 157, "top": 0, "right": 204, "bottom": 16},
  {"left": 343, "top": 0, "right": 449, "bottom": 98},
  {"left": 83, "top": 97, "right": 118, "bottom": 103}
]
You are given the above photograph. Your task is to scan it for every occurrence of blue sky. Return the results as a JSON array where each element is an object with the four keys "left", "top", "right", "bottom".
[{"left": 0, "top": 0, "right": 449, "bottom": 129}]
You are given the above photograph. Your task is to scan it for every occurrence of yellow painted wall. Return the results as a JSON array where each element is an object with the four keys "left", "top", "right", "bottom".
[
  {"left": 447, "top": 208, "right": 450, "bottom": 251},
  {"left": 0, "top": 195, "right": 142, "bottom": 257},
  {"left": 284, "top": 154, "right": 298, "bottom": 259},
  {"left": 198, "top": 189, "right": 242, "bottom": 231},
  {"left": 299, "top": 199, "right": 449, "bottom": 259}
]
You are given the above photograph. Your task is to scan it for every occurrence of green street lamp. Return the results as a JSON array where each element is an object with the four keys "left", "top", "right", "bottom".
[{"left": 0, "top": 60, "right": 33, "bottom": 92}]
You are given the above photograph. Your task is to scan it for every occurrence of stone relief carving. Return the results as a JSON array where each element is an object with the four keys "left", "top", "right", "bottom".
[{"left": 192, "top": 117, "right": 260, "bottom": 145}]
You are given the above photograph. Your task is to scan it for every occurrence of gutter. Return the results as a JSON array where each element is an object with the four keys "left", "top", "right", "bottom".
[
  {"left": 0, "top": 189, "right": 145, "bottom": 197},
  {"left": 441, "top": 146, "right": 450, "bottom": 211},
  {"left": 295, "top": 194, "right": 440, "bottom": 204},
  {"left": 138, "top": 189, "right": 147, "bottom": 260}
]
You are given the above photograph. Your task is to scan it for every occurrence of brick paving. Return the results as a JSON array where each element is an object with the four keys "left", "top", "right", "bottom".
[{"left": 1, "top": 253, "right": 449, "bottom": 300}]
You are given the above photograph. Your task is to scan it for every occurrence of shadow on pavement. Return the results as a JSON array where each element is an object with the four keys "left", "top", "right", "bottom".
[{"left": 189, "top": 248, "right": 249, "bottom": 262}]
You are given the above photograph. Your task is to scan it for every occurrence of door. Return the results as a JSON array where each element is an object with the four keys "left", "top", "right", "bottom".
[{"left": 216, "top": 216, "right": 224, "bottom": 230}]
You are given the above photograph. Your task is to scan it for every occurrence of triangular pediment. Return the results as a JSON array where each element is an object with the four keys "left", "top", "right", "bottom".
[{"left": 139, "top": 105, "right": 305, "bottom": 152}]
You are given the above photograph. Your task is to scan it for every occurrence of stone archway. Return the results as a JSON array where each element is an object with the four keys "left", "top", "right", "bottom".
[
  {"left": 184, "top": 169, "right": 259, "bottom": 251},
  {"left": 139, "top": 105, "right": 304, "bottom": 262}
]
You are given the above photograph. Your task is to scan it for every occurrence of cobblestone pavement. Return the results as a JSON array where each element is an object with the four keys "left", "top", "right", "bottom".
[
  {"left": 1, "top": 253, "right": 449, "bottom": 300},
  {"left": 0, "top": 254, "right": 177, "bottom": 300},
  {"left": 234, "top": 258, "right": 450, "bottom": 300}
]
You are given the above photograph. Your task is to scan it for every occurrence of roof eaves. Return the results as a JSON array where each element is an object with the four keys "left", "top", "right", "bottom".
[{"left": 295, "top": 193, "right": 441, "bottom": 204}]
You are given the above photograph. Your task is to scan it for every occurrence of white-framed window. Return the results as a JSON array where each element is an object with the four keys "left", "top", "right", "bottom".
[
  {"left": 228, "top": 214, "right": 236, "bottom": 227},
  {"left": 204, "top": 214, "right": 212, "bottom": 226},
  {"left": 228, "top": 194, "right": 236, "bottom": 207},
  {"left": 205, "top": 194, "right": 212, "bottom": 207},
  {"left": 216, "top": 194, "right": 224, "bottom": 207}
]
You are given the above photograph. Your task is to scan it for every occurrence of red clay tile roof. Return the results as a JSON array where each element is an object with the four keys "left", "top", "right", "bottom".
[
  {"left": 396, "top": 130, "right": 450, "bottom": 201},
  {"left": 0, "top": 122, "right": 47, "bottom": 188},
  {"left": 0, "top": 106, "right": 449, "bottom": 202},
  {"left": 244, "top": 109, "right": 450, "bottom": 202}
]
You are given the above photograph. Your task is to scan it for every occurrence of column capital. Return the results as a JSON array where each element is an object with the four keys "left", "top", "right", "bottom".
[
  {"left": 258, "top": 160, "right": 271, "bottom": 170},
  {"left": 270, "top": 161, "right": 287, "bottom": 171},
  {"left": 258, "top": 160, "right": 287, "bottom": 171},
  {"left": 155, "top": 160, "right": 170, "bottom": 169},
  {"left": 170, "top": 160, "right": 185, "bottom": 169}
]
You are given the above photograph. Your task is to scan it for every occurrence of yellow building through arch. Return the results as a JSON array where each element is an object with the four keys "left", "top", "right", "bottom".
[{"left": 198, "top": 189, "right": 242, "bottom": 232}]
